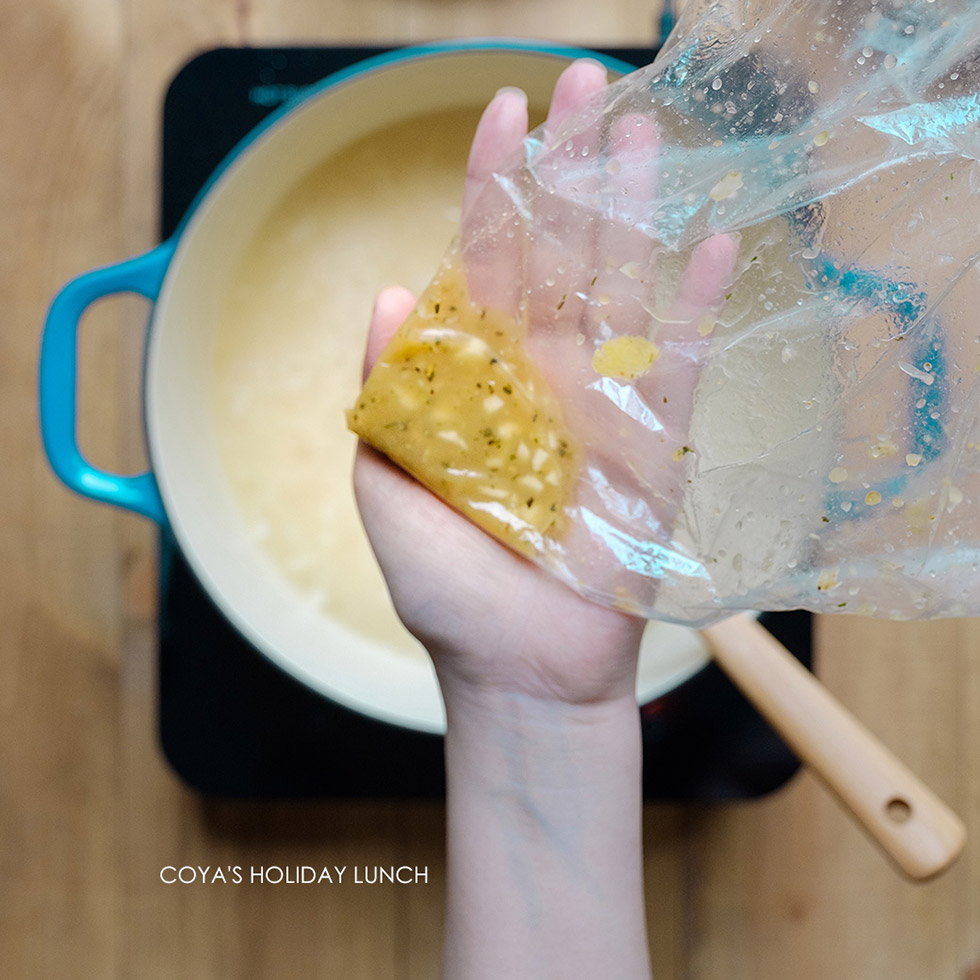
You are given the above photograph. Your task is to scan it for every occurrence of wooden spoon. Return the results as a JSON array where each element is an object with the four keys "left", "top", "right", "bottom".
[{"left": 701, "top": 614, "right": 966, "bottom": 881}]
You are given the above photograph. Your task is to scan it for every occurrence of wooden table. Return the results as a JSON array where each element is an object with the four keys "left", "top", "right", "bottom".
[{"left": 5, "top": 0, "right": 979, "bottom": 976}]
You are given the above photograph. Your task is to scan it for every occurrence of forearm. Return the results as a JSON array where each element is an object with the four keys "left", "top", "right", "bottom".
[{"left": 440, "top": 686, "right": 651, "bottom": 980}]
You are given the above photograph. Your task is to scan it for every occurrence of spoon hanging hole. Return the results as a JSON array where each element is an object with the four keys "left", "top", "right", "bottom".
[{"left": 886, "top": 797, "right": 913, "bottom": 824}]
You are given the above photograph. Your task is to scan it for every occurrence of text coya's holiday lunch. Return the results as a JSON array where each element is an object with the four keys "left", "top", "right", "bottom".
[{"left": 160, "top": 865, "right": 429, "bottom": 885}]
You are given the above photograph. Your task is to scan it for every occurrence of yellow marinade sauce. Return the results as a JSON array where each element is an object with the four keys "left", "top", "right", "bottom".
[
  {"left": 591, "top": 334, "right": 661, "bottom": 380},
  {"left": 347, "top": 258, "right": 578, "bottom": 556}
]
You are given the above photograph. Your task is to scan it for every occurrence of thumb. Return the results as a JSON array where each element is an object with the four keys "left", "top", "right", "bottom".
[{"left": 363, "top": 285, "right": 417, "bottom": 380}]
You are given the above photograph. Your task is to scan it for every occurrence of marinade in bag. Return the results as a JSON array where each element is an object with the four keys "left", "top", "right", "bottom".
[{"left": 351, "top": 0, "right": 980, "bottom": 626}]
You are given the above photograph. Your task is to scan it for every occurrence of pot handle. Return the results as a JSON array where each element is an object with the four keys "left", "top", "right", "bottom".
[{"left": 39, "top": 242, "right": 176, "bottom": 524}]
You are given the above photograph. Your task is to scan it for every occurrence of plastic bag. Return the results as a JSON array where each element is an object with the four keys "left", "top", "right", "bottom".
[{"left": 350, "top": 0, "right": 980, "bottom": 626}]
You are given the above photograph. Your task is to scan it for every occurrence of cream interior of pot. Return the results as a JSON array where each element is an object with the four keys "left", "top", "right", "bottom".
[{"left": 146, "top": 48, "right": 713, "bottom": 732}]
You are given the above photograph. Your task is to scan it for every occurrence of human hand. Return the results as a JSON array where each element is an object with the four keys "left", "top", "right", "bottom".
[
  {"left": 355, "top": 280, "right": 646, "bottom": 709},
  {"left": 354, "top": 61, "right": 651, "bottom": 710},
  {"left": 353, "top": 60, "right": 736, "bottom": 711}
]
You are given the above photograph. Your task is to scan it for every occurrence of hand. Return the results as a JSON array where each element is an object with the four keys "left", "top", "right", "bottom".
[
  {"left": 355, "top": 283, "right": 646, "bottom": 708},
  {"left": 354, "top": 60, "right": 736, "bottom": 708},
  {"left": 354, "top": 62, "right": 650, "bottom": 710}
]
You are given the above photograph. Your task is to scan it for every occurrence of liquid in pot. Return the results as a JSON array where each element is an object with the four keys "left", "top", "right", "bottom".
[{"left": 210, "top": 107, "right": 486, "bottom": 661}]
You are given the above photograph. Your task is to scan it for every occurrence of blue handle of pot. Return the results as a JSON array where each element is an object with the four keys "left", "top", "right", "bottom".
[{"left": 39, "top": 242, "right": 176, "bottom": 524}]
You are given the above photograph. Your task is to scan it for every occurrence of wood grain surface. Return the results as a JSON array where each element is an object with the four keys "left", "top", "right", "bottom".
[{"left": 5, "top": 0, "right": 980, "bottom": 977}]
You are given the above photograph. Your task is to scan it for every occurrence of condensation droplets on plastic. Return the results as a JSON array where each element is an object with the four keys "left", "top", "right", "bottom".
[{"left": 350, "top": 0, "right": 980, "bottom": 626}]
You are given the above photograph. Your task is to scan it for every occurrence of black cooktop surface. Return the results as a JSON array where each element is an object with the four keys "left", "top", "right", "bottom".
[{"left": 157, "top": 45, "right": 812, "bottom": 801}]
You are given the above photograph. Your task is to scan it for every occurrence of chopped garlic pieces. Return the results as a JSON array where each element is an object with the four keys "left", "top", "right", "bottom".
[
  {"left": 592, "top": 335, "right": 661, "bottom": 380},
  {"left": 710, "top": 170, "right": 743, "bottom": 201},
  {"left": 348, "top": 258, "right": 577, "bottom": 553},
  {"left": 437, "top": 430, "right": 468, "bottom": 449}
]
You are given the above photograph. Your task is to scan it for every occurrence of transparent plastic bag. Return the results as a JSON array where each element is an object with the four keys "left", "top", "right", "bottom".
[{"left": 350, "top": 0, "right": 980, "bottom": 626}]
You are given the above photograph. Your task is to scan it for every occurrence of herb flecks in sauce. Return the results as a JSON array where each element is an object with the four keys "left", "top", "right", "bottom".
[{"left": 348, "top": 258, "right": 578, "bottom": 555}]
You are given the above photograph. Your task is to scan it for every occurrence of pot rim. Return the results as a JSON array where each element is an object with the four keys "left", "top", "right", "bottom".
[{"left": 166, "top": 40, "right": 640, "bottom": 251}]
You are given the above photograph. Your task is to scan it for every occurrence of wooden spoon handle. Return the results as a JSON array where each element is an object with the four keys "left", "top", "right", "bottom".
[{"left": 701, "top": 614, "right": 966, "bottom": 881}]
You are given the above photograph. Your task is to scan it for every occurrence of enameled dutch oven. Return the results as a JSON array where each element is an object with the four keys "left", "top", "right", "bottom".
[{"left": 39, "top": 40, "right": 712, "bottom": 732}]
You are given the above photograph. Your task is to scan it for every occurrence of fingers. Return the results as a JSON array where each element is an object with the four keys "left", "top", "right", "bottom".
[
  {"left": 670, "top": 233, "right": 740, "bottom": 326},
  {"left": 591, "top": 113, "right": 662, "bottom": 325},
  {"left": 521, "top": 63, "right": 611, "bottom": 327},
  {"left": 646, "top": 233, "right": 740, "bottom": 438},
  {"left": 461, "top": 60, "right": 612, "bottom": 317},
  {"left": 362, "top": 285, "right": 416, "bottom": 381},
  {"left": 605, "top": 113, "right": 661, "bottom": 217},
  {"left": 545, "top": 59, "right": 608, "bottom": 134},
  {"left": 460, "top": 87, "right": 529, "bottom": 310},
  {"left": 463, "top": 59, "right": 609, "bottom": 218},
  {"left": 463, "top": 86, "right": 528, "bottom": 217}
]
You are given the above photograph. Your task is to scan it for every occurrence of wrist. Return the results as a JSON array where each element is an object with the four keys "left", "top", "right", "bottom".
[
  {"left": 441, "top": 681, "right": 642, "bottom": 748},
  {"left": 440, "top": 683, "right": 645, "bottom": 845},
  {"left": 427, "top": 603, "right": 646, "bottom": 710},
  {"left": 439, "top": 674, "right": 650, "bottom": 980}
]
